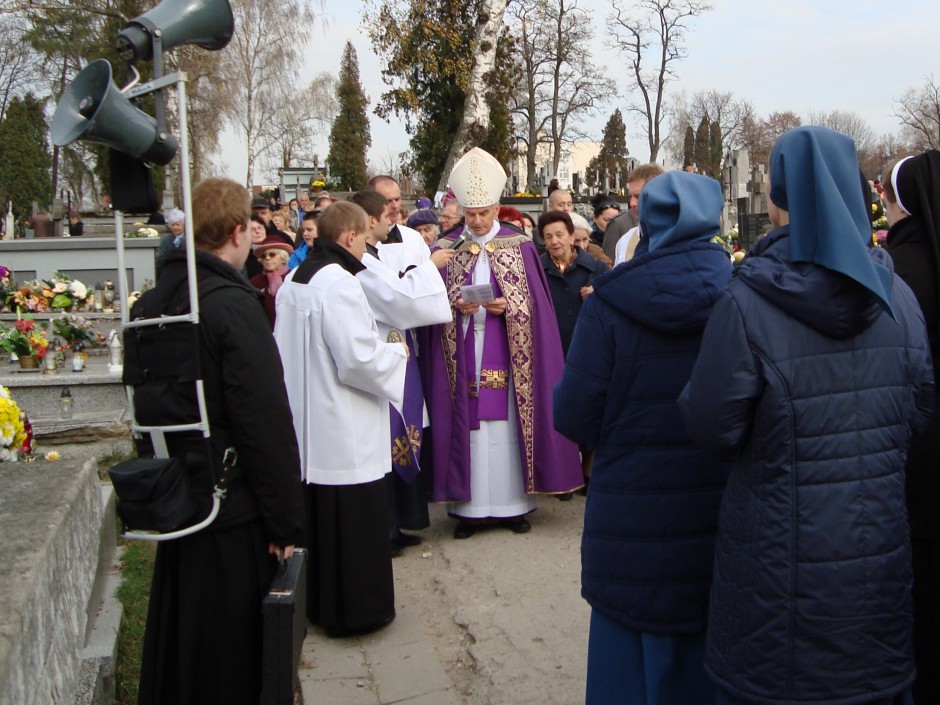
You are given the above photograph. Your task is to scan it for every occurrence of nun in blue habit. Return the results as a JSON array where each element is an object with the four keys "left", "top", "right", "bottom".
[
  {"left": 679, "top": 126, "right": 934, "bottom": 705},
  {"left": 554, "top": 170, "right": 733, "bottom": 705}
]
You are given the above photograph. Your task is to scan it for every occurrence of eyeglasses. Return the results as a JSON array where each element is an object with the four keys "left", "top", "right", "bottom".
[
  {"left": 596, "top": 201, "right": 621, "bottom": 212},
  {"left": 259, "top": 251, "right": 282, "bottom": 260}
]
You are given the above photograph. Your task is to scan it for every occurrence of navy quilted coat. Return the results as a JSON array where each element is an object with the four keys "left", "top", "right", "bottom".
[
  {"left": 554, "top": 240, "right": 733, "bottom": 633},
  {"left": 679, "top": 228, "right": 935, "bottom": 704}
]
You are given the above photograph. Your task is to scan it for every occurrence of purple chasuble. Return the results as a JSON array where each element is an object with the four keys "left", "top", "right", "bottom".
[{"left": 418, "top": 227, "right": 582, "bottom": 502}]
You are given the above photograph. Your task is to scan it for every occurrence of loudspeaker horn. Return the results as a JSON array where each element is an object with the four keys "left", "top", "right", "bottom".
[
  {"left": 51, "top": 59, "right": 178, "bottom": 166},
  {"left": 115, "top": 0, "right": 234, "bottom": 63}
]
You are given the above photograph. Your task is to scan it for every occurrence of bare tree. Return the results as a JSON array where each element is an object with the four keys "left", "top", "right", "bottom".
[
  {"left": 59, "top": 142, "right": 100, "bottom": 210},
  {"left": 221, "top": 0, "right": 317, "bottom": 188},
  {"left": 436, "top": 0, "right": 508, "bottom": 194},
  {"left": 0, "top": 0, "right": 120, "bottom": 20},
  {"left": 152, "top": 47, "right": 236, "bottom": 207},
  {"left": 607, "top": 0, "right": 711, "bottom": 163},
  {"left": 260, "top": 71, "right": 337, "bottom": 177},
  {"left": 507, "top": 0, "right": 605, "bottom": 184},
  {"left": 666, "top": 89, "right": 754, "bottom": 167},
  {"left": 809, "top": 109, "right": 877, "bottom": 175},
  {"left": 0, "top": 15, "right": 41, "bottom": 121},
  {"left": 867, "top": 132, "right": 916, "bottom": 182},
  {"left": 809, "top": 110, "right": 875, "bottom": 152},
  {"left": 739, "top": 110, "right": 802, "bottom": 167},
  {"left": 894, "top": 75, "right": 940, "bottom": 151}
]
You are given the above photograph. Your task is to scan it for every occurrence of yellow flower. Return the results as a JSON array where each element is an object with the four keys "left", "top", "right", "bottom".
[{"left": 44, "top": 451, "right": 61, "bottom": 461}]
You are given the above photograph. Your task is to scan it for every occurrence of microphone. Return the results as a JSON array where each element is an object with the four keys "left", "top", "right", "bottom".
[{"left": 447, "top": 232, "right": 468, "bottom": 250}]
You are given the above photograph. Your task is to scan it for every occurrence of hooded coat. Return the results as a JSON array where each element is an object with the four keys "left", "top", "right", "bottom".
[
  {"left": 679, "top": 228, "right": 934, "bottom": 704},
  {"left": 554, "top": 170, "right": 734, "bottom": 633}
]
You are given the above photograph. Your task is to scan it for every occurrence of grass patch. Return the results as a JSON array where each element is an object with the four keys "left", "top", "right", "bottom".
[
  {"left": 102, "top": 447, "right": 154, "bottom": 705},
  {"left": 114, "top": 539, "right": 156, "bottom": 705},
  {"left": 97, "top": 447, "right": 134, "bottom": 482}
]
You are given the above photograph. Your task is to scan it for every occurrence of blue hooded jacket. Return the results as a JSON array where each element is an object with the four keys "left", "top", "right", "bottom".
[
  {"left": 679, "top": 228, "right": 934, "bottom": 703},
  {"left": 555, "top": 171, "right": 733, "bottom": 633}
]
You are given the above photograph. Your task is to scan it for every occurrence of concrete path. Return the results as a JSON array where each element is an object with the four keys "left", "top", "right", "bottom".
[{"left": 299, "top": 498, "right": 590, "bottom": 705}]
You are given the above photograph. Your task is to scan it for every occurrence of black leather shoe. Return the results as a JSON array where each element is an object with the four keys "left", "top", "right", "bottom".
[
  {"left": 390, "top": 542, "right": 402, "bottom": 558},
  {"left": 505, "top": 518, "right": 531, "bottom": 534},
  {"left": 556, "top": 492, "right": 574, "bottom": 501},
  {"left": 453, "top": 521, "right": 476, "bottom": 539},
  {"left": 392, "top": 531, "right": 423, "bottom": 547}
]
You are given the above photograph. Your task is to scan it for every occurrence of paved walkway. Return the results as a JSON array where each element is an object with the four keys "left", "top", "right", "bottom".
[
  {"left": 298, "top": 499, "right": 590, "bottom": 705},
  {"left": 300, "top": 608, "right": 461, "bottom": 705}
]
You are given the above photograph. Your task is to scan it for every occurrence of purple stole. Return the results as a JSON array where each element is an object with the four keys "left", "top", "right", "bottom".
[
  {"left": 462, "top": 270, "right": 511, "bottom": 430},
  {"left": 389, "top": 331, "right": 424, "bottom": 484}
]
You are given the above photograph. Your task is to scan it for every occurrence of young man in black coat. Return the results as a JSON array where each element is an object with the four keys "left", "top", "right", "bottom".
[{"left": 129, "top": 177, "right": 305, "bottom": 705}]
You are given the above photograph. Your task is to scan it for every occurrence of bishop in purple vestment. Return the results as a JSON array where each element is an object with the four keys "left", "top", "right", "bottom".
[{"left": 418, "top": 148, "right": 582, "bottom": 538}]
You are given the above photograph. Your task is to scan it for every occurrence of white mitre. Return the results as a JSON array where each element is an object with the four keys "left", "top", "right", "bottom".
[{"left": 449, "top": 147, "right": 506, "bottom": 208}]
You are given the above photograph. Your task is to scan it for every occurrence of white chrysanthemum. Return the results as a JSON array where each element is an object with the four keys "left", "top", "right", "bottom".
[
  {"left": 0, "top": 386, "right": 9, "bottom": 400},
  {"left": 53, "top": 282, "right": 68, "bottom": 293},
  {"left": 70, "top": 281, "right": 88, "bottom": 299}
]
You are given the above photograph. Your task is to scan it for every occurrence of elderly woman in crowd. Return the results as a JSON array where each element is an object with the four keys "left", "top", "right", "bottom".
[
  {"left": 555, "top": 172, "right": 733, "bottom": 704},
  {"left": 571, "top": 212, "right": 614, "bottom": 268},
  {"left": 405, "top": 208, "right": 440, "bottom": 246},
  {"left": 156, "top": 208, "right": 186, "bottom": 274},
  {"left": 679, "top": 126, "right": 934, "bottom": 705},
  {"left": 882, "top": 150, "right": 940, "bottom": 703},
  {"left": 249, "top": 235, "right": 293, "bottom": 330},
  {"left": 539, "top": 211, "right": 609, "bottom": 358}
]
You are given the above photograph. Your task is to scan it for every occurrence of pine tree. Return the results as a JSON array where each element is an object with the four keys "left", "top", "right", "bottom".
[
  {"left": 0, "top": 94, "right": 52, "bottom": 219},
  {"left": 683, "top": 125, "right": 695, "bottom": 169},
  {"left": 708, "top": 120, "right": 723, "bottom": 179},
  {"left": 327, "top": 42, "right": 371, "bottom": 191},
  {"left": 693, "top": 116, "right": 710, "bottom": 177},
  {"left": 585, "top": 109, "right": 631, "bottom": 191}
]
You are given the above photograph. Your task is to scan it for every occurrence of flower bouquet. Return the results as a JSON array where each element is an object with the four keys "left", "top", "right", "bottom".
[
  {"left": 0, "top": 265, "right": 14, "bottom": 312},
  {"left": 51, "top": 314, "right": 101, "bottom": 349},
  {"left": 10, "top": 272, "right": 92, "bottom": 312},
  {"left": 0, "top": 385, "right": 27, "bottom": 462},
  {"left": 125, "top": 226, "right": 160, "bottom": 238},
  {"left": 1, "top": 318, "right": 50, "bottom": 361}
]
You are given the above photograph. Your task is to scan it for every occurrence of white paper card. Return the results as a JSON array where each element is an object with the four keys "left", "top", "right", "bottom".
[{"left": 460, "top": 283, "right": 495, "bottom": 304}]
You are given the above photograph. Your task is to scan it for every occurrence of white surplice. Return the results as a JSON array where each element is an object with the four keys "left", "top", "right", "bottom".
[{"left": 274, "top": 263, "right": 407, "bottom": 486}]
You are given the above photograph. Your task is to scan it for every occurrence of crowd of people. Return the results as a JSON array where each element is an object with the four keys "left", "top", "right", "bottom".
[{"left": 125, "top": 128, "right": 939, "bottom": 705}]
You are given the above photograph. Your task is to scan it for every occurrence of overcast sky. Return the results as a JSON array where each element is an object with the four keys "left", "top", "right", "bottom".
[{"left": 214, "top": 0, "right": 939, "bottom": 184}]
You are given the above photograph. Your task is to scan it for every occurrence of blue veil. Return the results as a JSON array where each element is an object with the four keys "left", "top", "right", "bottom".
[
  {"left": 769, "top": 126, "right": 894, "bottom": 315},
  {"left": 640, "top": 171, "right": 724, "bottom": 252}
]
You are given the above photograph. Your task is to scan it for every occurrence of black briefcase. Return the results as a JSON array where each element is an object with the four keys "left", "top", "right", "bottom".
[{"left": 261, "top": 548, "right": 308, "bottom": 705}]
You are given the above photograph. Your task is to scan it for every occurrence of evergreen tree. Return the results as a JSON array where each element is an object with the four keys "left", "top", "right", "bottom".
[
  {"left": 327, "top": 42, "right": 370, "bottom": 191},
  {"left": 585, "top": 109, "right": 631, "bottom": 191},
  {"left": 693, "top": 116, "right": 710, "bottom": 177},
  {"left": 683, "top": 125, "right": 695, "bottom": 169},
  {"left": 0, "top": 94, "right": 52, "bottom": 219},
  {"left": 708, "top": 120, "right": 723, "bottom": 179}
]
